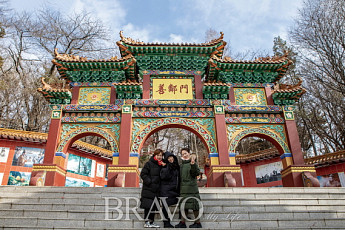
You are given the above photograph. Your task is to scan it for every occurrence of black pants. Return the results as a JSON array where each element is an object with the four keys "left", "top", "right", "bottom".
[
  {"left": 144, "top": 204, "right": 158, "bottom": 222},
  {"left": 161, "top": 203, "right": 170, "bottom": 222}
]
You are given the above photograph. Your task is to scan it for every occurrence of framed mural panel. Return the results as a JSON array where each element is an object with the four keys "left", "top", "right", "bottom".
[
  {"left": 12, "top": 147, "right": 45, "bottom": 167},
  {"left": 66, "top": 154, "right": 94, "bottom": 177},
  {"left": 255, "top": 161, "right": 283, "bottom": 184},
  {"left": 318, "top": 173, "right": 344, "bottom": 187},
  {"left": 0, "top": 147, "right": 10, "bottom": 163},
  {"left": 65, "top": 177, "right": 94, "bottom": 187},
  {"left": 7, "top": 171, "right": 31, "bottom": 186},
  {"left": 96, "top": 163, "right": 105, "bottom": 177}
]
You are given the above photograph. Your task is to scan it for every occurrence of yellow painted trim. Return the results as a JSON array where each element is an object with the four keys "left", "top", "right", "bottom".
[
  {"left": 209, "top": 166, "right": 241, "bottom": 177},
  {"left": 112, "top": 157, "right": 119, "bottom": 165},
  {"left": 108, "top": 166, "right": 140, "bottom": 176},
  {"left": 210, "top": 157, "right": 219, "bottom": 165},
  {"left": 282, "top": 157, "right": 293, "bottom": 168},
  {"left": 129, "top": 157, "right": 139, "bottom": 167},
  {"left": 53, "top": 156, "right": 65, "bottom": 168},
  {"left": 281, "top": 166, "right": 316, "bottom": 178},
  {"left": 229, "top": 157, "right": 236, "bottom": 165},
  {"left": 32, "top": 165, "right": 66, "bottom": 176}
]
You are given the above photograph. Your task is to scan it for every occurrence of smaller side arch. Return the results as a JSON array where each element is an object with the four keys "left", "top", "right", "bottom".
[
  {"left": 57, "top": 127, "right": 119, "bottom": 153},
  {"left": 228, "top": 128, "right": 290, "bottom": 154}
]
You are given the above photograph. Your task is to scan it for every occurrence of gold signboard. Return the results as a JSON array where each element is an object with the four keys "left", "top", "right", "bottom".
[{"left": 152, "top": 79, "right": 193, "bottom": 100}]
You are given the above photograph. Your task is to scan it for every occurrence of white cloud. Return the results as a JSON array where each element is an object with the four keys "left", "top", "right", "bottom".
[
  {"left": 122, "top": 23, "right": 151, "bottom": 43},
  {"left": 173, "top": 0, "right": 304, "bottom": 55},
  {"left": 169, "top": 34, "right": 184, "bottom": 43},
  {"left": 72, "top": 0, "right": 126, "bottom": 35}
]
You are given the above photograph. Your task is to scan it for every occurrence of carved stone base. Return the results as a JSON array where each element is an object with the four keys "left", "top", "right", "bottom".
[
  {"left": 207, "top": 165, "right": 242, "bottom": 187},
  {"left": 107, "top": 165, "right": 139, "bottom": 187},
  {"left": 281, "top": 165, "right": 320, "bottom": 187},
  {"left": 30, "top": 164, "right": 66, "bottom": 186}
]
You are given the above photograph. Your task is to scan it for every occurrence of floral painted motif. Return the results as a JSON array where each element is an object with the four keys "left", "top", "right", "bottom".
[
  {"left": 131, "top": 117, "right": 217, "bottom": 153},
  {"left": 227, "top": 124, "right": 290, "bottom": 153},
  {"left": 234, "top": 88, "right": 267, "bottom": 105},
  {"left": 78, "top": 87, "right": 111, "bottom": 105},
  {"left": 57, "top": 127, "right": 119, "bottom": 153}
]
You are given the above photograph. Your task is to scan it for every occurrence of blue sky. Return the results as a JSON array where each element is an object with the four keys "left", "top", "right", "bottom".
[{"left": 10, "top": 0, "right": 303, "bottom": 56}]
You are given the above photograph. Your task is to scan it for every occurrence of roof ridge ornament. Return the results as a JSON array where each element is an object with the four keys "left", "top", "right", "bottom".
[
  {"left": 118, "top": 31, "right": 225, "bottom": 47},
  {"left": 54, "top": 48, "right": 88, "bottom": 62},
  {"left": 54, "top": 48, "right": 132, "bottom": 63},
  {"left": 38, "top": 77, "right": 71, "bottom": 92}
]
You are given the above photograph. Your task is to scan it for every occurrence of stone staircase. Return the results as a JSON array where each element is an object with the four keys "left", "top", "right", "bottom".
[{"left": 0, "top": 186, "right": 345, "bottom": 229}]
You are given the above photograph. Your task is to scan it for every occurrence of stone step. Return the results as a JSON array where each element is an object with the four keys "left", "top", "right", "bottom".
[
  {"left": 2, "top": 197, "right": 345, "bottom": 207},
  {"left": 0, "top": 209, "right": 344, "bottom": 220},
  {"left": 2, "top": 201, "right": 345, "bottom": 213},
  {"left": 1, "top": 186, "right": 345, "bottom": 229},
  {"left": 1, "top": 186, "right": 345, "bottom": 193},
  {"left": 1, "top": 216, "right": 345, "bottom": 229},
  {"left": 3, "top": 191, "right": 345, "bottom": 200}
]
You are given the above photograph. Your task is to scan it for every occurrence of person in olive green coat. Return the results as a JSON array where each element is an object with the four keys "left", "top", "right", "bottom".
[{"left": 175, "top": 148, "right": 202, "bottom": 228}]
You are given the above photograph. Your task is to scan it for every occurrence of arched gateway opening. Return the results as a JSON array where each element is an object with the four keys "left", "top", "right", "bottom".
[
  {"left": 234, "top": 133, "right": 285, "bottom": 187},
  {"left": 139, "top": 126, "right": 209, "bottom": 187},
  {"left": 57, "top": 131, "right": 114, "bottom": 187}
]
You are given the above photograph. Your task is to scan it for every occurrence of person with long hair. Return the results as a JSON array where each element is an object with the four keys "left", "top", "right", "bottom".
[
  {"left": 140, "top": 149, "right": 165, "bottom": 228},
  {"left": 160, "top": 151, "right": 180, "bottom": 228},
  {"left": 175, "top": 148, "right": 202, "bottom": 228}
]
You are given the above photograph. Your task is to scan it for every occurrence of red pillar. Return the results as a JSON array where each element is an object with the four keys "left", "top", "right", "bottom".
[
  {"left": 280, "top": 108, "right": 319, "bottom": 187},
  {"left": 110, "top": 86, "right": 116, "bottom": 104},
  {"left": 208, "top": 105, "right": 242, "bottom": 187},
  {"left": 142, "top": 75, "right": 150, "bottom": 99},
  {"left": 265, "top": 87, "right": 274, "bottom": 105},
  {"left": 107, "top": 105, "right": 139, "bottom": 187},
  {"left": 30, "top": 109, "right": 67, "bottom": 186},
  {"left": 214, "top": 107, "right": 230, "bottom": 165},
  {"left": 44, "top": 113, "right": 62, "bottom": 164},
  {"left": 71, "top": 86, "right": 80, "bottom": 104},
  {"left": 229, "top": 87, "right": 236, "bottom": 105},
  {"left": 118, "top": 106, "right": 132, "bottom": 165},
  {"left": 194, "top": 75, "right": 203, "bottom": 99},
  {"left": 285, "top": 120, "right": 304, "bottom": 164}
]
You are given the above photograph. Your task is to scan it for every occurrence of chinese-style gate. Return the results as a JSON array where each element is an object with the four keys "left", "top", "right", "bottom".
[{"left": 31, "top": 32, "right": 320, "bottom": 187}]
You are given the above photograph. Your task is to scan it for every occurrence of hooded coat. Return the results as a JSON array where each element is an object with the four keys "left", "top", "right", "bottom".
[
  {"left": 160, "top": 152, "right": 180, "bottom": 206},
  {"left": 140, "top": 156, "right": 162, "bottom": 209},
  {"left": 179, "top": 159, "right": 201, "bottom": 210}
]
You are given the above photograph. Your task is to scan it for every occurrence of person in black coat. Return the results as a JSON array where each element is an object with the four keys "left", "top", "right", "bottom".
[
  {"left": 140, "top": 149, "right": 165, "bottom": 228},
  {"left": 160, "top": 151, "right": 180, "bottom": 228}
]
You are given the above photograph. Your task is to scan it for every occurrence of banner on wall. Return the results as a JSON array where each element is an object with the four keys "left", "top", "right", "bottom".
[
  {"left": 255, "top": 161, "right": 283, "bottom": 184},
  {"left": 7, "top": 171, "right": 31, "bottom": 186},
  {"left": 0, "top": 147, "right": 10, "bottom": 163},
  {"left": 318, "top": 173, "right": 344, "bottom": 187},
  {"left": 12, "top": 147, "right": 45, "bottom": 167},
  {"left": 0, "top": 173, "right": 4, "bottom": 185},
  {"left": 67, "top": 154, "right": 94, "bottom": 177},
  {"left": 91, "top": 160, "right": 96, "bottom": 178},
  {"left": 65, "top": 177, "right": 94, "bottom": 187},
  {"left": 96, "top": 163, "right": 105, "bottom": 177}
]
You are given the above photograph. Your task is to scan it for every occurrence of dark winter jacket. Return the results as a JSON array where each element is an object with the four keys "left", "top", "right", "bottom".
[
  {"left": 160, "top": 152, "right": 180, "bottom": 206},
  {"left": 140, "top": 156, "right": 162, "bottom": 209},
  {"left": 179, "top": 159, "right": 201, "bottom": 210}
]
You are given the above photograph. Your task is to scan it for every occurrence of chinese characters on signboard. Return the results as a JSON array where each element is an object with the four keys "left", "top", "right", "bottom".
[{"left": 152, "top": 79, "right": 193, "bottom": 99}]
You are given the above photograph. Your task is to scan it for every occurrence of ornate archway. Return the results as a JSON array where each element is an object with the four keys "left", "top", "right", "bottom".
[
  {"left": 228, "top": 127, "right": 290, "bottom": 154},
  {"left": 57, "top": 127, "right": 119, "bottom": 153},
  {"left": 131, "top": 117, "right": 218, "bottom": 154}
]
